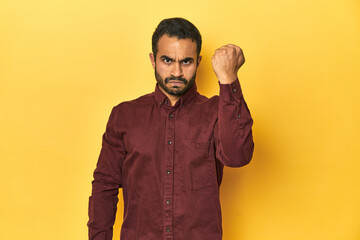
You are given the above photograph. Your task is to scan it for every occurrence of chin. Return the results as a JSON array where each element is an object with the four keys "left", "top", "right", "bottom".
[
  {"left": 164, "top": 86, "right": 187, "bottom": 96},
  {"left": 169, "top": 85, "right": 183, "bottom": 90}
]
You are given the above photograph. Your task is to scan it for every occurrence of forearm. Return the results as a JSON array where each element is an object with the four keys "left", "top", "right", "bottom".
[
  {"left": 88, "top": 181, "right": 119, "bottom": 240},
  {"left": 216, "top": 79, "right": 254, "bottom": 167}
]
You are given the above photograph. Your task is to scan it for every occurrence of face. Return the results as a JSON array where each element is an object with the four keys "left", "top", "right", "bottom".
[{"left": 150, "top": 35, "right": 201, "bottom": 96}]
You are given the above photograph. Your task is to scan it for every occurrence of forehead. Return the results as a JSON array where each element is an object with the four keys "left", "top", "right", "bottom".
[{"left": 156, "top": 35, "right": 197, "bottom": 58}]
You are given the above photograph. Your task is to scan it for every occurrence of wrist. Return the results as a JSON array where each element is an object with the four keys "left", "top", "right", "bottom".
[{"left": 217, "top": 74, "right": 238, "bottom": 84}]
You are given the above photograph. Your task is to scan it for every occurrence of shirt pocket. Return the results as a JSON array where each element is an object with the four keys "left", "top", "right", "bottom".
[{"left": 181, "top": 141, "right": 216, "bottom": 191}]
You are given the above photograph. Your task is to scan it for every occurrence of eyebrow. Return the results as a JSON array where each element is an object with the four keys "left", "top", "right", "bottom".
[{"left": 160, "top": 55, "right": 194, "bottom": 62}]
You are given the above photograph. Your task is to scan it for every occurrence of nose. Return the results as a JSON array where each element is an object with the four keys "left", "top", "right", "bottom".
[{"left": 170, "top": 62, "right": 183, "bottom": 78}]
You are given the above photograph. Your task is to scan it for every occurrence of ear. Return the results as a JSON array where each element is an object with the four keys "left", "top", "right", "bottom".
[
  {"left": 197, "top": 55, "right": 202, "bottom": 66},
  {"left": 149, "top": 53, "right": 156, "bottom": 70}
]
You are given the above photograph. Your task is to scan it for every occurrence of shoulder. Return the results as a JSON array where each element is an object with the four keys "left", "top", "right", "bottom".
[
  {"left": 188, "top": 93, "right": 220, "bottom": 117},
  {"left": 114, "top": 92, "right": 154, "bottom": 111},
  {"left": 194, "top": 92, "right": 219, "bottom": 106},
  {"left": 108, "top": 92, "right": 154, "bottom": 128}
]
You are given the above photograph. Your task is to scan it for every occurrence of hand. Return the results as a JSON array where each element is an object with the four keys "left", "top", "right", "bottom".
[{"left": 211, "top": 44, "right": 245, "bottom": 84}]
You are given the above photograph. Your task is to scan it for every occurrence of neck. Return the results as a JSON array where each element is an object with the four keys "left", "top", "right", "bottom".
[{"left": 158, "top": 86, "right": 180, "bottom": 106}]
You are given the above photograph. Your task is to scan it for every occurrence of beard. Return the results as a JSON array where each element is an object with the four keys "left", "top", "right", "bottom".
[{"left": 155, "top": 69, "right": 196, "bottom": 96}]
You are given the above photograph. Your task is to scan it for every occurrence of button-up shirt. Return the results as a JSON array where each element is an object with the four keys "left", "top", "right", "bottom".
[{"left": 88, "top": 79, "right": 254, "bottom": 240}]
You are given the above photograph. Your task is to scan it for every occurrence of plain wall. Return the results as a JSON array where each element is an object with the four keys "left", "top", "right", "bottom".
[{"left": 1, "top": 0, "right": 359, "bottom": 239}]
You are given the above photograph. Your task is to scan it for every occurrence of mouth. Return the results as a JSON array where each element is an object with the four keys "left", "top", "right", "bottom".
[{"left": 168, "top": 80, "right": 185, "bottom": 87}]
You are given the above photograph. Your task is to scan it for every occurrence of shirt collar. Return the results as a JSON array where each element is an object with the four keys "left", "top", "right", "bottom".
[{"left": 154, "top": 82, "right": 198, "bottom": 108}]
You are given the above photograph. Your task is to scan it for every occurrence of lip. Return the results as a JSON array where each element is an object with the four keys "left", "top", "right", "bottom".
[{"left": 168, "top": 81, "right": 184, "bottom": 85}]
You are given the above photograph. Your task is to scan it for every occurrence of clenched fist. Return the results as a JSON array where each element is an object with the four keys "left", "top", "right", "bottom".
[{"left": 211, "top": 44, "right": 245, "bottom": 84}]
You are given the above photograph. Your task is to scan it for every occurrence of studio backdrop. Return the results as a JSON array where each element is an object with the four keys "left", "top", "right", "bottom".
[{"left": 0, "top": 0, "right": 359, "bottom": 239}]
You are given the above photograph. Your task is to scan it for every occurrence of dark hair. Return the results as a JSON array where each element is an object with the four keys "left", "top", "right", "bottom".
[{"left": 152, "top": 17, "right": 202, "bottom": 59}]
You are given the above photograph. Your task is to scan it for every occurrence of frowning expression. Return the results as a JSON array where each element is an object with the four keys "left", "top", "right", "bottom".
[{"left": 150, "top": 35, "right": 201, "bottom": 96}]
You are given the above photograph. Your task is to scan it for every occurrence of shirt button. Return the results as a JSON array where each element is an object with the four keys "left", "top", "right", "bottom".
[
  {"left": 169, "top": 113, "right": 173, "bottom": 118},
  {"left": 168, "top": 140, "right": 172, "bottom": 145},
  {"left": 181, "top": 104, "right": 184, "bottom": 107},
  {"left": 166, "top": 227, "right": 171, "bottom": 232},
  {"left": 238, "top": 113, "right": 241, "bottom": 119},
  {"left": 166, "top": 170, "right": 171, "bottom": 174},
  {"left": 166, "top": 199, "right": 170, "bottom": 204},
  {"left": 165, "top": 100, "right": 168, "bottom": 104},
  {"left": 232, "top": 88, "right": 237, "bottom": 93}
]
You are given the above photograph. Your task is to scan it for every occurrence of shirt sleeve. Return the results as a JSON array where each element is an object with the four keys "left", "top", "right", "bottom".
[
  {"left": 87, "top": 106, "right": 125, "bottom": 240},
  {"left": 214, "top": 78, "right": 254, "bottom": 167}
]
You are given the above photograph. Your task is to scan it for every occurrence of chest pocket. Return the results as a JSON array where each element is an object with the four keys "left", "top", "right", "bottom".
[{"left": 179, "top": 141, "right": 216, "bottom": 191}]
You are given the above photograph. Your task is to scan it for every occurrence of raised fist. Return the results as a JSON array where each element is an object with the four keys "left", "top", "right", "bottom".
[{"left": 211, "top": 44, "right": 245, "bottom": 84}]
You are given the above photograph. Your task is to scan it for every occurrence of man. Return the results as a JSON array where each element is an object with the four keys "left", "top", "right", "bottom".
[{"left": 88, "top": 17, "right": 254, "bottom": 240}]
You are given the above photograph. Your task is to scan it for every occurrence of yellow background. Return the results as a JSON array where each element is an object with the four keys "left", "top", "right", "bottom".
[{"left": 1, "top": 0, "right": 359, "bottom": 239}]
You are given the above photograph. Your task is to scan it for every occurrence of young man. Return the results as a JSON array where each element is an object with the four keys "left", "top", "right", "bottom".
[{"left": 88, "top": 17, "right": 254, "bottom": 240}]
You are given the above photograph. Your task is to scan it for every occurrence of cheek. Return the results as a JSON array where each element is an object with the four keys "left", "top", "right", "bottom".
[
  {"left": 184, "top": 66, "right": 197, "bottom": 77},
  {"left": 156, "top": 64, "right": 169, "bottom": 77}
]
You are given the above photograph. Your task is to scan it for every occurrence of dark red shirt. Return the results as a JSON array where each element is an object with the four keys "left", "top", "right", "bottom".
[{"left": 88, "top": 79, "right": 254, "bottom": 240}]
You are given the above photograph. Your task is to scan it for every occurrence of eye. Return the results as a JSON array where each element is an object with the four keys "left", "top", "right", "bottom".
[
  {"left": 182, "top": 59, "right": 192, "bottom": 65},
  {"left": 163, "top": 58, "right": 172, "bottom": 64}
]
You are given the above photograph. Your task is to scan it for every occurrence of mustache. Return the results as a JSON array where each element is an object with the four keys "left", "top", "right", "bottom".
[{"left": 164, "top": 77, "right": 188, "bottom": 84}]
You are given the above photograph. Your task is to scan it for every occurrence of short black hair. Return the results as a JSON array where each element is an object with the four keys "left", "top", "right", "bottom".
[{"left": 152, "top": 17, "right": 202, "bottom": 59}]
